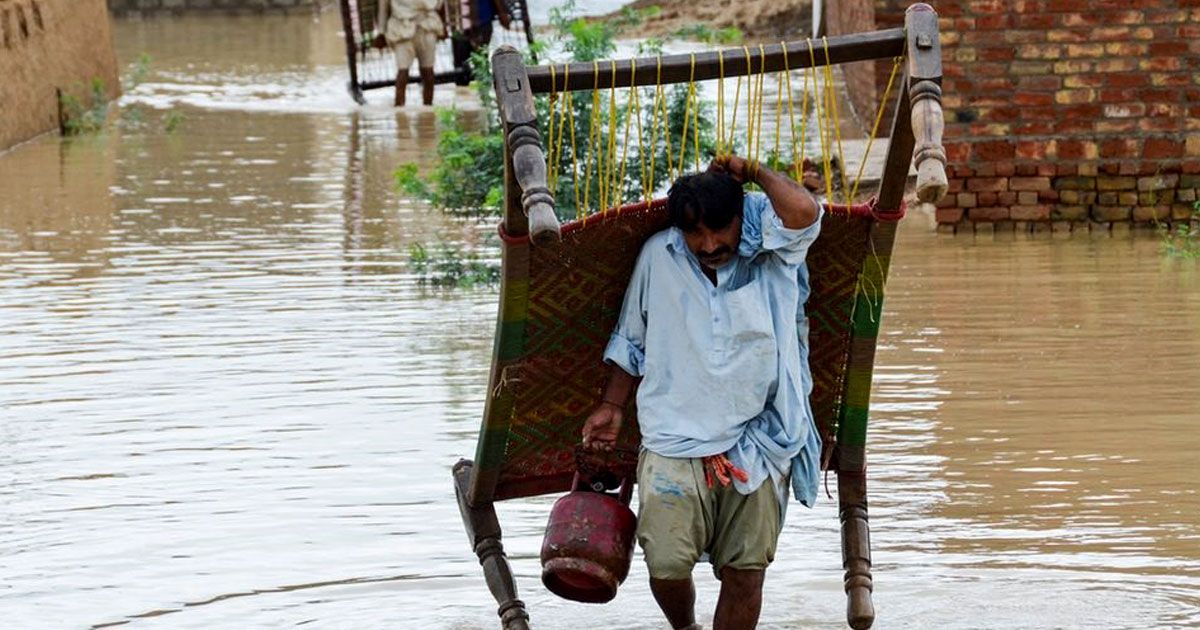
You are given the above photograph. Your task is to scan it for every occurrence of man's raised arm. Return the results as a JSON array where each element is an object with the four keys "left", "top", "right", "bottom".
[{"left": 714, "top": 155, "right": 821, "bottom": 229}]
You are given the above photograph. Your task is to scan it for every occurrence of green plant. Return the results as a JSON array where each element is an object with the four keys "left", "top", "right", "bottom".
[
  {"left": 163, "top": 110, "right": 185, "bottom": 134},
  {"left": 672, "top": 24, "right": 743, "bottom": 45},
  {"left": 408, "top": 242, "right": 500, "bottom": 287},
  {"left": 125, "top": 53, "right": 152, "bottom": 89},
  {"left": 394, "top": 108, "right": 506, "bottom": 215},
  {"left": 394, "top": 0, "right": 741, "bottom": 287},
  {"left": 1158, "top": 201, "right": 1200, "bottom": 259},
  {"left": 59, "top": 78, "right": 110, "bottom": 136},
  {"left": 396, "top": 0, "right": 725, "bottom": 216}
]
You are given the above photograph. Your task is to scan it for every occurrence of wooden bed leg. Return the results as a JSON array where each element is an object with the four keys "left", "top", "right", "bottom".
[
  {"left": 454, "top": 460, "right": 532, "bottom": 630},
  {"left": 838, "top": 470, "right": 874, "bottom": 630}
]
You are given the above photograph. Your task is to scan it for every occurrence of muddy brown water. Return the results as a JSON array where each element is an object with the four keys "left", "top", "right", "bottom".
[{"left": 2, "top": 8, "right": 1199, "bottom": 630}]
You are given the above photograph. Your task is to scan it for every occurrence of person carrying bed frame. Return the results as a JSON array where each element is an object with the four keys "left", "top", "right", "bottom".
[{"left": 375, "top": 0, "right": 448, "bottom": 106}]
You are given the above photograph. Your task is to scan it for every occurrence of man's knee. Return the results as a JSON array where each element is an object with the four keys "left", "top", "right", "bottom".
[
  {"left": 644, "top": 549, "right": 698, "bottom": 581},
  {"left": 718, "top": 566, "right": 765, "bottom": 590}
]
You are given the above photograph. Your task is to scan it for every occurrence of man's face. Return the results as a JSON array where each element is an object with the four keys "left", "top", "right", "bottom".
[{"left": 682, "top": 214, "right": 742, "bottom": 270}]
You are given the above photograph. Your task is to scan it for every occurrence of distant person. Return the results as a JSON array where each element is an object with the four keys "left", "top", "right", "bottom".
[
  {"left": 467, "top": 0, "right": 511, "bottom": 49},
  {"left": 451, "top": 0, "right": 512, "bottom": 84},
  {"left": 376, "top": 0, "right": 447, "bottom": 107}
]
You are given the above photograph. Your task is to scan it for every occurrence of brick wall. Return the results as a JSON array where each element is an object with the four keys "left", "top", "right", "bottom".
[
  {"left": 843, "top": 0, "right": 1200, "bottom": 228},
  {"left": 1, "top": 0, "right": 119, "bottom": 150},
  {"left": 107, "top": 0, "right": 322, "bottom": 17}
]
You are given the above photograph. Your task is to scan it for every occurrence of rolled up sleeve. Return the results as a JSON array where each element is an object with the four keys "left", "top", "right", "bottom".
[
  {"left": 743, "top": 192, "right": 822, "bottom": 266},
  {"left": 602, "top": 245, "right": 651, "bottom": 377},
  {"left": 761, "top": 205, "right": 822, "bottom": 265}
]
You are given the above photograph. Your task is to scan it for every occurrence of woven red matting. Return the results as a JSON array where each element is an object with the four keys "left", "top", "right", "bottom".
[{"left": 483, "top": 198, "right": 900, "bottom": 501}]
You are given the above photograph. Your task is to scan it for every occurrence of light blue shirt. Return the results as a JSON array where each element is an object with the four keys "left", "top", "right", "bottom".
[{"left": 604, "top": 192, "right": 823, "bottom": 509}]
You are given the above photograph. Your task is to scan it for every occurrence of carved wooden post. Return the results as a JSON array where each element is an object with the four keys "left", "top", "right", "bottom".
[
  {"left": 905, "top": 3, "right": 948, "bottom": 204},
  {"left": 493, "top": 46, "right": 561, "bottom": 244},
  {"left": 839, "top": 470, "right": 873, "bottom": 630},
  {"left": 454, "top": 460, "right": 532, "bottom": 630}
]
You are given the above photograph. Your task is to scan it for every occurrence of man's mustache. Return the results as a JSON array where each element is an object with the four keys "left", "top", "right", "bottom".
[{"left": 698, "top": 247, "right": 731, "bottom": 260}]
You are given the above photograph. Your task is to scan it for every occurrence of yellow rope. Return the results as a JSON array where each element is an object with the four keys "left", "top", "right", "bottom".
[
  {"left": 807, "top": 40, "right": 833, "bottom": 203},
  {"left": 781, "top": 42, "right": 801, "bottom": 182},
  {"left": 647, "top": 57, "right": 663, "bottom": 200},
  {"left": 774, "top": 50, "right": 784, "bottom": 168},
  {"left": 726, "top": 55, "right": 743, "bottom": 157},
  {"left": 547, "top": 64, "right": 562, "bottom": 192},
  {"left": 549, "top": 41, "right": 889, "bottom": 213},
  {"left": 798, "top": 51, "right": 811, "bottom": 171},
  {"left": 849, "top": 55, "right": 903, "bottom": 203},
  {"left": 691, "top": 54, "right": 702, "bottom": 173},
  {"left": 741, "top": 45, "right": 754, "bottom": 164},
  {"left": 630, "top": 67, "right": 649, "bottom": 207},
  {"left": 716, "top": 50, "right": 725, "bottom": 157},
  {"left": 604, "top": 60, "right": 619, "bottom": 213},
  {"left": 823, "top": 37, "right": 850, "bottom": 202},
  {"left": 676, "top": 64, "right": 693, "bottom": 178},
  {"left": 555, "top": 67, "right": 572, "bottom": 190},
  {"left": 657, "top": 62, "right": 675, "bottom": 182},
  {"left": 751, "top": 44, "right": 768, "bottom": 177},
  {"left": 565, "top": 66, "right": 580, "bottom": 219},
  {"left": 584, "top": 60, "right": 601, "bottom": 217},
  {"left": 616, "top": 59, "right": 637, "bottom": 212}
]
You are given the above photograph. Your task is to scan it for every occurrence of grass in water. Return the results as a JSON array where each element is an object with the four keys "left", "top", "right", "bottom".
[
  {"left": 60, "top": 54, "right": 186, "bottom": 136},
  {"left": 59, "top": 78, "right": 110, "bottom": 136},
  {"left": 408, "top": 242, "right": 500, "bottom": 288},
  {"left": 1158, "top": 201, "right": 1200, "bottom": 259}
]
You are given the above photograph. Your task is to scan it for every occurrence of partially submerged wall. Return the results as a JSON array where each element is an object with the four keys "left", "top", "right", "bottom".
[
  {"left": 0, "top": 0, "right": 119, "bottom": 151},
  {"left": 828, "top": 1, "right": 1200, "bottom": 229},
  {"left": 107, "top": 0, "right": 323, "bottom": 16},
  {"left": 863, "top": 0, "right": 1200, "bottom": 230}
]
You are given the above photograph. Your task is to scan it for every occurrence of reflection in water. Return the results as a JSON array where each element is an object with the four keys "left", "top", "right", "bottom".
[{"left": 1, "top": 9, "right": 1199, "bottom": 630}]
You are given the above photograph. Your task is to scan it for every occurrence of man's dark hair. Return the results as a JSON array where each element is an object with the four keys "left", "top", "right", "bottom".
[{"left": 666, "top": 171, "right": 744, "bottom": 232}]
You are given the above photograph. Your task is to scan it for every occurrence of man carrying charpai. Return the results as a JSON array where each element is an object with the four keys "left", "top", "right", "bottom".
[{"left": 582, "top": 155, "right": 824, "bottom": 630}]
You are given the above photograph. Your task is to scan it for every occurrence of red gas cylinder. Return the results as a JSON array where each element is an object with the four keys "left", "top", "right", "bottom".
[{"left": 540, "top": 473, "right": 637, "bottom": 603}]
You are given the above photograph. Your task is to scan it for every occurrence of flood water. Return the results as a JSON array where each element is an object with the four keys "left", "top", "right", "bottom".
[{"left": 2, "top": 7, "right": 1200, "bottom": 630}]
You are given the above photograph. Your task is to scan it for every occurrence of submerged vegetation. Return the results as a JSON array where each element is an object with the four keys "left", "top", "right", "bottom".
[
  {"left": 58, "top": 54, "right": 185, "bottom": 137},
  {"left": 1158, "top": 201, "right": 1200, "bottom": 260},
  {"left": 408, "top": 242, "right": 500, "bottom": 288},
  {"left": 59, "top": 78, "right": 112, "bottom": 136}
]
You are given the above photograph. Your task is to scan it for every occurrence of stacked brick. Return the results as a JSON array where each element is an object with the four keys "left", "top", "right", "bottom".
[{"left": 838, "top": 0, "right": 1200, "bottom": 229}]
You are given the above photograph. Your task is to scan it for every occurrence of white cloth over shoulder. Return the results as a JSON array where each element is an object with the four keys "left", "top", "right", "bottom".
[{"left": 603, "top": 192, "right": 823, "bottom": 508}]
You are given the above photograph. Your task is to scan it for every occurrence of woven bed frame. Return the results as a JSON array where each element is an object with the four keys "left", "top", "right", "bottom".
[{"left": 452, "top": 5, "right": 948, "bottom": 629}]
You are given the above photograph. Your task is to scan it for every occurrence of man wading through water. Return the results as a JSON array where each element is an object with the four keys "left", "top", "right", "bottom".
[
  {"left": 375, "top": 0, "right": 446, "bottom": 106},
  {"left": 582, "top": 155, "right": 823, "bottom": 630}
]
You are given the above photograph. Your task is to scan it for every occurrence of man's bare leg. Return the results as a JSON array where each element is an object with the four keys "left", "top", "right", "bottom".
[
  {"left": 713, "top": 568, "right": 765, "bottom": 630},
  {"left": 420, "top": 67, "right": 435, "bottom": 106},
  {"left": 394, "top": 69, "right": 408, "bottom": 107},
  {"left": 650, "top": 577, "right": 697, "bottom": 629}
]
